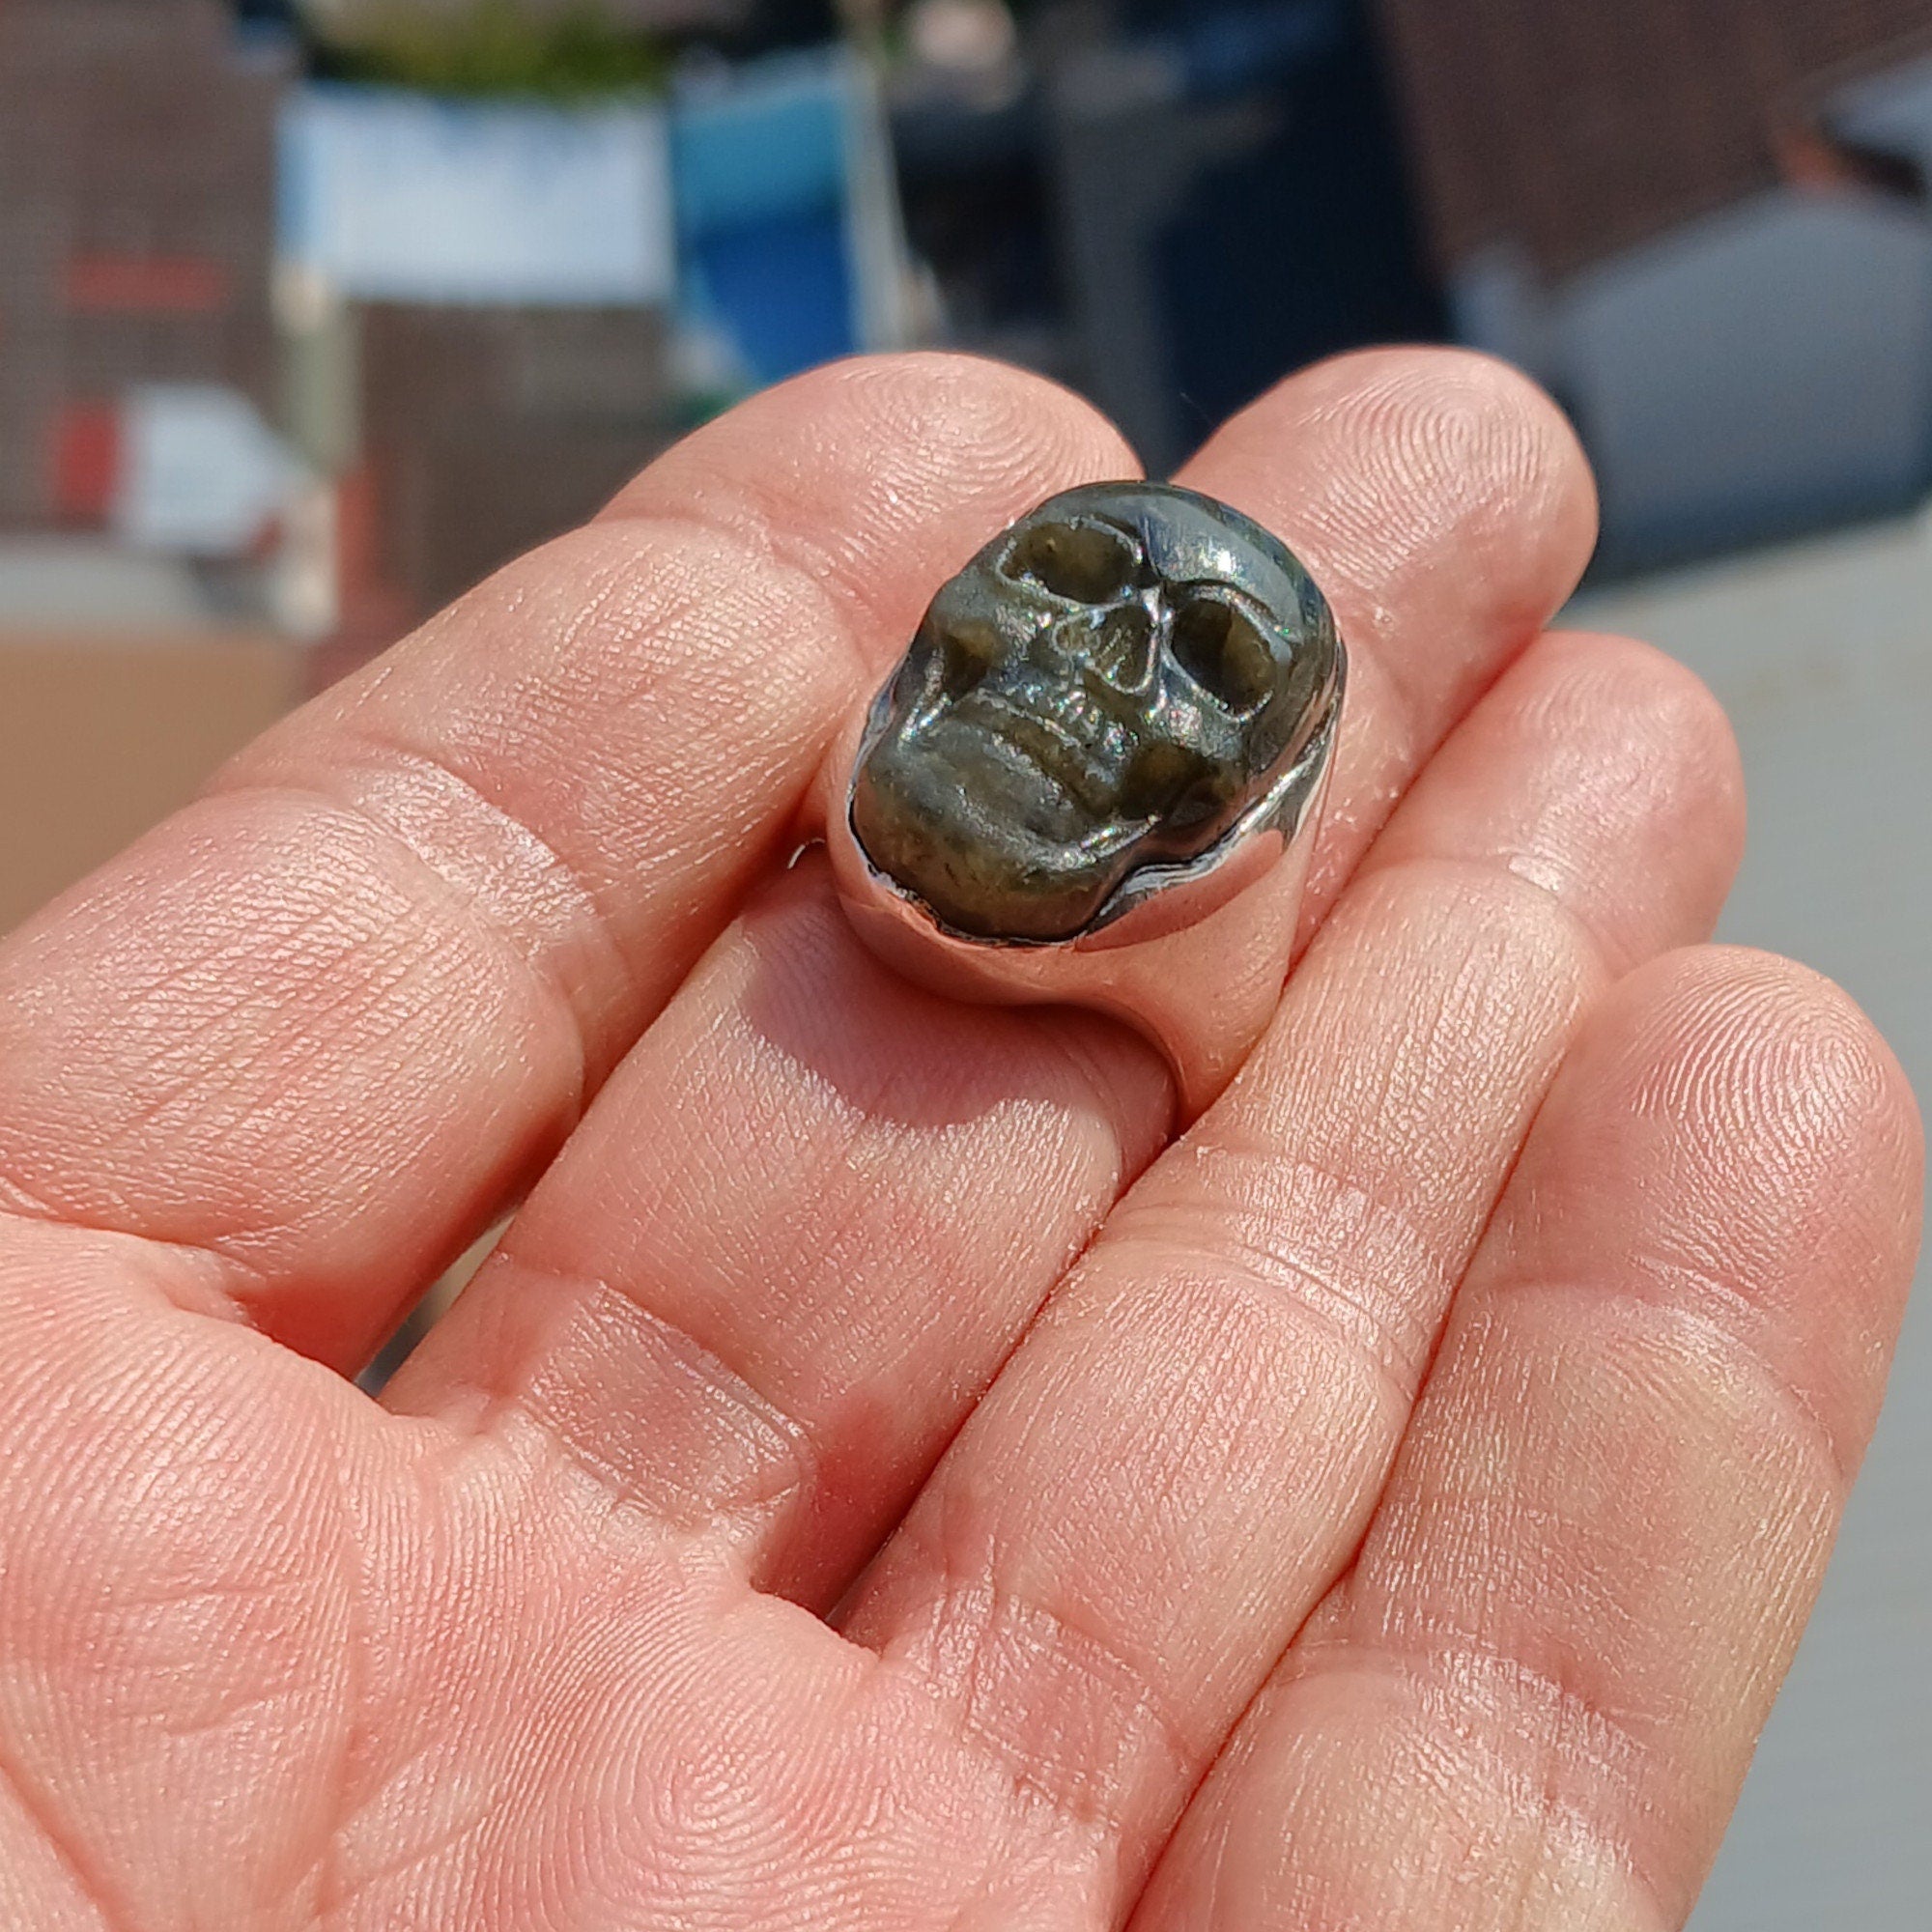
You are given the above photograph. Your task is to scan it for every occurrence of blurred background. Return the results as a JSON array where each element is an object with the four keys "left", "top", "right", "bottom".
[{"left": 1, "top": 3, "right": 1928, "bottom": 1922}]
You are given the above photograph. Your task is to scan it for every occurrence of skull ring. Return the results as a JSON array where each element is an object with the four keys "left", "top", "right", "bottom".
[{"left": 821, "top": 482, "right": 1346, "bottom": 1119}]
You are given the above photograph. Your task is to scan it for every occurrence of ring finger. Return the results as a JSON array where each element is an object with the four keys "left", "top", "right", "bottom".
[{"left": 838, "top": 628, "right": 1744, "bottom": 1911}]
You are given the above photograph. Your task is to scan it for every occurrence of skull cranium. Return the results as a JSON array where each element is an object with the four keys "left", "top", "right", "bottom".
[{"left": 850, "top": 481, "right": 1342, "bottom": 943}]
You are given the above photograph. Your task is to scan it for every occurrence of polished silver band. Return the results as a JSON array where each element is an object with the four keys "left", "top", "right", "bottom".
[{"left": 819, "top": 480, "right": 1346, "bottom": 1120}]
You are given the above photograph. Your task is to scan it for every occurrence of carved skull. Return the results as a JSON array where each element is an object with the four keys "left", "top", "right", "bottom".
[{"left": 850, "top": 481, "right": 1342, "bottom": 943}]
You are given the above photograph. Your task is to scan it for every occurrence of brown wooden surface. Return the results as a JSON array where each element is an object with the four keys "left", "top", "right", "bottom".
[{"left": 0, "top": 630, "right": 300, "bottom": 935}]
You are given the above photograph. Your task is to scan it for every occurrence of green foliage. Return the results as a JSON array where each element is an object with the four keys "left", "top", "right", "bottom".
[{"left": 310, "top": 1, "right": 669, "bottom": 101}]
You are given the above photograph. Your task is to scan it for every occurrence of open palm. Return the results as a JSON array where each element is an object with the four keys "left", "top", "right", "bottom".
[{"left": 0, "top": 351, "right": 1919, "bottom": 1931}]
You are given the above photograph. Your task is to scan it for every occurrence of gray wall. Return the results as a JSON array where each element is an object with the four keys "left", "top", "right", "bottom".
[
  {"left": 1837, "top": 49, "right": 1932, "bottom": 175},
  {"left": 1573, "top": 513, "right": 1932, "bottom": 1932},
  {"left": 1455, "top": 189, "right": 1932, "bottom": 569}
]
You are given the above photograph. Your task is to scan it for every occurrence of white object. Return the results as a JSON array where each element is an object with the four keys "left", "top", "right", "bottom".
[
  {"left": 907, "top": 0, "right": 1018, "bottom": 73},
  {"left": 280, "top": 86, "right": 675, "bottom": 307},
  {"left": 113, "top": 384, "right": 304, "bottom": 559}
]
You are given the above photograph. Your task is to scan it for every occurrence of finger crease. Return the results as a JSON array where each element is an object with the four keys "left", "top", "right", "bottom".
[
  {"left": 212, "top": 778, "right": 595, "bottom": 1124},
  {"left": 1116, "top": 1218, "right": 1428, "bottom": 1427},
  {"left": 891, "top": 1547, "right": 1201, "bottom": 1841},
  {"left": 452, "top": 1255, "right": 823, "bottom": 1560},
  {"left": 0, "top": 1196, "right": 270, "bottom": 1318},
  {"left": 1493, "top": 1274, "right": 1857, "bottom": 1498},
  {"left": 1358, "top": 850, "right": 1620, "bottom": 988},
  {"left": 1285, "top": 1628, "right": 1669, "bottom": 1931},
  {"left": 615, "top": 505, "right": 877, "bottom": 686}
]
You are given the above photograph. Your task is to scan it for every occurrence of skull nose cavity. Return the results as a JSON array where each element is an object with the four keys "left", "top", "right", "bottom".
[{"left": 1086, "top": 601, "right": 1157, "bottom": 691}]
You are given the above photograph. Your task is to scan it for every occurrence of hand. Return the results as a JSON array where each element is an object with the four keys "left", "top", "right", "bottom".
[{"left": 0, "top": 352, "right": 1918, "bottom": 1931}]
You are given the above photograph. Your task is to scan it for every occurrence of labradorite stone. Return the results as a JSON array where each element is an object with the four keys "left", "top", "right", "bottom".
[{"left": 851, "top": 481, "right": 1341, "bottom": 944}]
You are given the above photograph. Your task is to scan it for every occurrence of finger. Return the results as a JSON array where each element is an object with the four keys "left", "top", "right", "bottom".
[
  {"left": 1179, "top": 348, "right": 1601, "bottom": 940},
  {"left": 1135, "top": 950, "right": 1922, "bottom": 1932},
  {"left": 0, "top": 355, "right": 1132, "bottom": 1369},
  {"left": 387, "top": 353, "right": 1600, "bottom": 1602},
  {"left": 840, "top": 632, "right": 1746, "bottom": 1894}
]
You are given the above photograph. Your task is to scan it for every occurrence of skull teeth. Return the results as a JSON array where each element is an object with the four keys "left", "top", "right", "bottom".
[
  {"left": 966, "top": 696, "right": 1119, "bottom": 806},
  {"left": 991, "top": 681, "right": 1127, "bottom": 762}
]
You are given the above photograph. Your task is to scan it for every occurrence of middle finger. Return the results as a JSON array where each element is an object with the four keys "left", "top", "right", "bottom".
[{"left": 387, "top": 350, "right": 1597, "bottom": 1605}]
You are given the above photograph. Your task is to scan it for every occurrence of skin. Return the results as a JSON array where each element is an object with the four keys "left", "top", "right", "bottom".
[{"left": 0, "top": 349, "right": 1918, "bottom": 1931}]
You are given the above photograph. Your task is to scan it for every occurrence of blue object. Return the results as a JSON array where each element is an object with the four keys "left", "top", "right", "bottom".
[
  {"left": 1169, "top": 1, "right": 1345, "bottom": 100},
  {"left": 670, "top": 69, "right": 850, "bottom": 237},
  {"left": 670, "top": 54, "right": 862, "bottom": 386},
  {"left": 687, "top": 215, "right": 855, "bottom": 388}
]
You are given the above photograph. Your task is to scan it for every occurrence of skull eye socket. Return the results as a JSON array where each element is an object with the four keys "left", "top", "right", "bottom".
[
  {"left": 1171, "top": 595, "right": 1278, "bottom": 715},
  {"left": 928, "top": 612, "right": 1002, "bottom": 699},
  {"left": 1007, "top": 521, "right": 1138, "bottom": 604}
]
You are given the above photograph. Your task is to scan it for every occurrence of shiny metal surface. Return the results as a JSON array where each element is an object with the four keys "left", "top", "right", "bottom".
[{"left": 823, "top": 482, "right": 1345, "bottom": 1118}]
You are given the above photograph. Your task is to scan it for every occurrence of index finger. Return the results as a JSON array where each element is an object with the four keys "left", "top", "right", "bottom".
[{"left": 0, "top": 355, "right": 1136, "bottom": 1368}]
